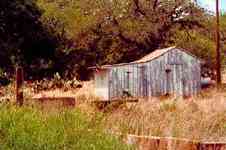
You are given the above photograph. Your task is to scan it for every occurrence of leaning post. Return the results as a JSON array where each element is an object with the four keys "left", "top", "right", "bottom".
[{"left": 16, "top": 67, "right": 24, "bottom": 106}]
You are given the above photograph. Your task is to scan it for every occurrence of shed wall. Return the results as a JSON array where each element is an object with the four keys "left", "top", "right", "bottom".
[
  {"left": 97, "top": 48, "right": 201, "bottom": 100},
  {"left": 94, "top": 69, "right": 109, "bottom": 100},
  {"left": 109, "top": 64, "right": 140, "bottom": 99}
]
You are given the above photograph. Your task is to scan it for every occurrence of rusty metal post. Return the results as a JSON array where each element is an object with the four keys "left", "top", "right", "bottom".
[{"left": 16, "top": 67, "right": 24, "bottom": 106}]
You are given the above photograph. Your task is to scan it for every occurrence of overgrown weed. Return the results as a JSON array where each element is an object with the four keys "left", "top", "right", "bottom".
[
  {"left": 0, "top": 104, "right": 133, "bottom": 150},
  {"left": 104, "top": 91, "right": 226, "bottom": 142}
]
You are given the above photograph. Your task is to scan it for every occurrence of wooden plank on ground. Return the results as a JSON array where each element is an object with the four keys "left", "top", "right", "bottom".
[
  {"left": 124, "top": 135, "right": 226, "bottom": 150},
  {"left": 32, "top": 97, "right": 76, "bottom": 110}
]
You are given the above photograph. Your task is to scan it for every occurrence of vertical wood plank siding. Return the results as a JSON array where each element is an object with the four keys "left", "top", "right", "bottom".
[
  {"left": 95, "top": 48, "right": 201, "bottom": 100},
  {"left": 94, "top": 69, "right": 109, "bottom": 100}
]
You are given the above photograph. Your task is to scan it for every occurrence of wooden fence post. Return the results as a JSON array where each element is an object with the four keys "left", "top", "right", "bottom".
[{"left": 16, "top": 67, "right": 24, "bottom": 106}]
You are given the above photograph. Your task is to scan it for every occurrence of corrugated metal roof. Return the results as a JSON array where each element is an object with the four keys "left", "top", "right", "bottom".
[
  {"left": 89, "top": 46, "right": 201, "bottom": 69},
  {"left": 133, "top": 46, "right": 176, "bottom": 63}
]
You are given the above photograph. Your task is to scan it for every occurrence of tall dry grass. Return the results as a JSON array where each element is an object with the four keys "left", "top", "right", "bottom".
[
  {"left": 31, "top": 80, "right": 226, "bottom": 142},
  {"left": 103, "top": 87, "right": 226, "bottom": 142},
  {"left": 2, "top": 79, "right": 226, "bottom": 143}
]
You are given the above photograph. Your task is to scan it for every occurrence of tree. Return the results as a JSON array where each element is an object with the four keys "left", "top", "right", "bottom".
[
  {"left": 0, "top": 0, "right": 58, "bottom": 79},
  {"left": 37, "top": 0, "right": 209, "bottom": 79}
]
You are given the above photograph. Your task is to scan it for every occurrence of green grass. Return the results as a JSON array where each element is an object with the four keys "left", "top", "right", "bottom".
[{"left": 0, "top": 104, "right": 133, "bottom": 150}]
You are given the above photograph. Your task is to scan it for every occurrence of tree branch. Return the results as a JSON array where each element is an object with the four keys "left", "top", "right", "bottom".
[{"left": 133, "top": 0, "right": 146, "bottom": 16}]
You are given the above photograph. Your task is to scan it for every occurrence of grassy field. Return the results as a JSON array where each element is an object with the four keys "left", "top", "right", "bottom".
[
  {"left": 0, "top": 104, "right": 133, "bottom": 150},
  {"left": 1, "top": 79, "right": 226, "bottom": 149}
]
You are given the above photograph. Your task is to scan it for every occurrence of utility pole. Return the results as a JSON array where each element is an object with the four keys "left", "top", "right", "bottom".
[{"left": 216, "top": 0, "right": 221, "bottom": 86}]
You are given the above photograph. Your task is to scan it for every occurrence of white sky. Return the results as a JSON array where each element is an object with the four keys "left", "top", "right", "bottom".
[{"left": 198, "top": 0, "right": 226, "bottom": 12}]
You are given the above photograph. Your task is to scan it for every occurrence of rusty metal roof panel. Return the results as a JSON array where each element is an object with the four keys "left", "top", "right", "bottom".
[
  {"left": 133, "top": 46, "right": 176, "bottom": 63},
  {"left": 89, "top": 46, "right": 201, "bottom": 69}
]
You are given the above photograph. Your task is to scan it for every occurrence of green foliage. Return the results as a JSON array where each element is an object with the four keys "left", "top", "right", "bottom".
[
  {"left": 37, "top": 0, "right": 212, "bottom": 79},
  {"left": 0, "top": 105, "right": 132, "bottom": 150},
  {"left": 0, "top": 0, "right": 60, "bottom": 80},
  {"left": 167, "top": 30, "right": 216, "bottom": 64},
  {"left": 221, "top": 14, "right": 226, "bottom": 57},
  {"left": 1, "top": 0, "right": 226, "bottom": 80}
]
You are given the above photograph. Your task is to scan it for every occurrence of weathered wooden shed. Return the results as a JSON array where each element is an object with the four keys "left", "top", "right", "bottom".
[{"left": 91, "top": 47, "right": 201, "bottom": 100}]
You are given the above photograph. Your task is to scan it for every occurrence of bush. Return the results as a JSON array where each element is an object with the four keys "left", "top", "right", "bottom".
[
  {"left": 0, "top": 77, "right": 10, "bottom": 86},
  {"left": 0, "top": 105, "right": 132, "bottom": 150},
  {"left": 0, "top": 70, "right": 10, "bottom": 86},
  {"left": 29, "top": 74, "right": 82, "bottom": 93}
]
